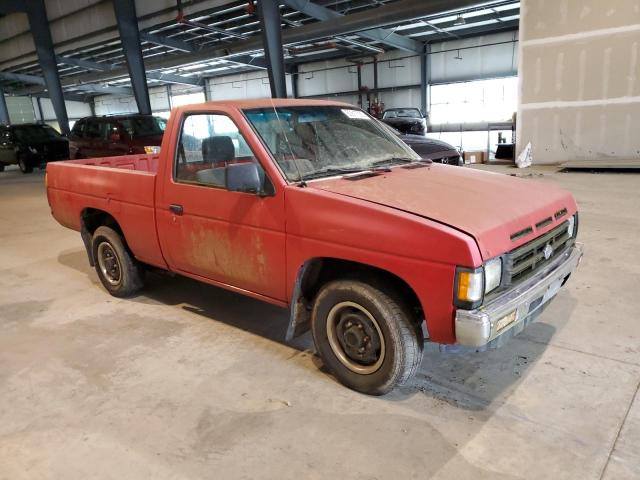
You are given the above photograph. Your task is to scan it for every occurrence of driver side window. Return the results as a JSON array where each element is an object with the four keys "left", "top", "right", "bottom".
[{"left": 175, "top": 113, "right": 262, "bottom": 189}]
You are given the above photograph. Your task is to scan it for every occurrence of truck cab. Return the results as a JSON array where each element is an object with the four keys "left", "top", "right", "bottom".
[{"left": 46, "top": 99, "right": 582, "bottom": 395}]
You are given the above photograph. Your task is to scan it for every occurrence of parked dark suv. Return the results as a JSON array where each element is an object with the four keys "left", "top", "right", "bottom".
[
  {"left": 0, "top": 123, "right": 69, "bottom": 173},
  {"left": 68, "top": 114, "right": 166, "bottom": 159}
]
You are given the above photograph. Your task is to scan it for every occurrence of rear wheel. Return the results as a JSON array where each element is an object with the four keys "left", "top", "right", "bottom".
[
  {"left": 91, "top": 226, "right": 144, "bottom": 297},
  {"left": 311, "top": 279, "right": 423, "bottom": 395},
  {"left": 18, "top": 156, "right": 33, "bottom": 174}
]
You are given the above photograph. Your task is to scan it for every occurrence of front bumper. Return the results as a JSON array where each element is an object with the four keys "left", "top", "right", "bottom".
[{"left": 452, "top": 243, "right": 583, "bottom": 350}]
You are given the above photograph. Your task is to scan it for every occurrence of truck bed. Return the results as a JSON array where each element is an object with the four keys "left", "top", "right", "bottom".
[
  {"left": 46, "top": 154, "right": 166, "bottom": 268},
  {"left": 65, "top": 153, "right": 160, "bottom": 172}
]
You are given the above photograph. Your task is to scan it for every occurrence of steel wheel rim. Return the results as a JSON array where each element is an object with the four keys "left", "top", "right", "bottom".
[
  {"left": 326, "top": 301, "right": 385, "bottom": 374},
  {"left": 97, "top": 241, "right": 122, "bottom": 286}
]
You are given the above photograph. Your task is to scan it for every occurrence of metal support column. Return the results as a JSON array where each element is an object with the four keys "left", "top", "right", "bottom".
[
  {"left": 420, "top": 43, "right": 431, "bottom": 120},
  {"left": 113, "top": 0, "right": 151, "bottom": 114},
  {"left": 291, "top": 65, "right": 299, "bottom": 99},
  {"left": 0, "top": 86, "right": 9, "bottom": 124},
  {"left": 357, "top": 64, "right": 363, "bottom": 108},
  {"left": 35, "top": 96, "right": 45, "bottom": 123},
  {"left": 24, "top": 0, "right": 70, "bottom": 134},
  {"left": 203, "top": 79, "right": 211, "bottom": 101},
  {"left": 373, "top": 57, "right": 379, "bottom": 99},
  {"left": 257, "top": 0, "right": 287, "bottom": 98}
]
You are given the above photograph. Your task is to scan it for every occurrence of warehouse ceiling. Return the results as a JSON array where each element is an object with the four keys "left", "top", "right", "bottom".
[{"left": 0, "top": 0, "right": 520, "bottom": 101}]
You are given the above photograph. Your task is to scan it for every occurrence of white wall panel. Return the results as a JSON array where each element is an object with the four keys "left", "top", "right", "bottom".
[
  {"left": 378, "top": 88, "right": 422, "bottom": 110},
  {"left": 295, "top": 31, "right": 517, "bottom": 103},
  {"left": 297, "top": 59, "right": 360, "bottom": 97},
  {"left": 206, "top": 72, "right": 293, "bottom": 100},
  {"left": 37, "top": 98, "right": 92, "bottom": 120},
  {"left": 94, "top": 86, "right": 170, "bottom": 115},
  {"left": 94, "top": 95, "right": 137, "bottom": 115},
  {"left": 375, "top": 50, "right": 421, "bottom": 89}
]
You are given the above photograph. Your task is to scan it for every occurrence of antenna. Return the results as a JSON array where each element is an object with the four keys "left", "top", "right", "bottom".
[{"left": 269, "top": 97, "right": 306, "bottom": 186}]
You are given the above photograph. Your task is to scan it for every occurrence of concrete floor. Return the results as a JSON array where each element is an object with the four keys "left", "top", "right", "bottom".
[{"left": 0, "top": 164, "right": 638, "bottom": 479}]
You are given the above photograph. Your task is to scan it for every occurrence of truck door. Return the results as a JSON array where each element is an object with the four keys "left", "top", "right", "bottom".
[{"left": 156, "top": 111, "right": 287, "bottom": 302}]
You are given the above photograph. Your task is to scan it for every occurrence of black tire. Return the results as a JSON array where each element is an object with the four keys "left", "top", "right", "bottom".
[
  {"left": 91, "top": 226, "right": 144, "bottom": 297},
  {"left": 18, "top": 156, "right": 33, "bottom": 174},
  {"left": 311, "top": 279, "right": 423, "bottom": 395},
  {"left": 0, "top": 164, "right": 5, "bottom": 172}
]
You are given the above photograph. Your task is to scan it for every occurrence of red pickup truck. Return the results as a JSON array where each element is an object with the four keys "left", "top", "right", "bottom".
[{"left": 46, "top": 99, "right": 583, "bottom": 395}]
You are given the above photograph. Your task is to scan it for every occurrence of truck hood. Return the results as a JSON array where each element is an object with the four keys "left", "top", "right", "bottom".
[{"left": 310, "top": 164, "right": 577, "bottom": 260}]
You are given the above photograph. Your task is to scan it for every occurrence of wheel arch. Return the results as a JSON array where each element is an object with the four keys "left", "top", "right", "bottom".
[
  {"left": 286, "top": 257, "right": 425, "bottom": 341},
  {"left": 80, "top": 208, "right": 125, "bottom": 266}
]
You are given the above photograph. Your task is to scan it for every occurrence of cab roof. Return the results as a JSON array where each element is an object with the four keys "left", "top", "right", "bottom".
[{"left": 172, "top": 98, "right": 356, "bottom": 112}]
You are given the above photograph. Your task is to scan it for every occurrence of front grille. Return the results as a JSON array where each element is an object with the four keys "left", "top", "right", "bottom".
[{"left": 505, "top": 220, "right": 575, "bottom": 285}]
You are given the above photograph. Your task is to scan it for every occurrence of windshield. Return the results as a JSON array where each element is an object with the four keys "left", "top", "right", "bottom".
[
  {"left": 13, "top": 125, "right": 62, "bottom": 143},
  {"left": 243, "top": 106, "right": 419, "bottom": 181},
  {"left": 383, "top": 108, "right": 422, "bottom": 119},
  {"left": 119, "top": 116, "right": 166, "bottom": 138}
]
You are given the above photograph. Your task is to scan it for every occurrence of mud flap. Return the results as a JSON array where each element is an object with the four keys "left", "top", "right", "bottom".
[
  {"left": 80, "top": 225, "right": 95, "bottom": 267},
  {"left": 285, "top": 264, "right": 312, "bottom": 341}
]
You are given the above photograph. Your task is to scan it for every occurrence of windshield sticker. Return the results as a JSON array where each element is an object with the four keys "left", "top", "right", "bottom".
[{"left": 342, "top": 109, "right": 369, "bottom": 120}]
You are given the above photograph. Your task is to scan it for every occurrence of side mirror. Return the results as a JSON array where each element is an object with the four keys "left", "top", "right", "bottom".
[{"left": 226, "top": 162, "right": 263, "bottom": 195}]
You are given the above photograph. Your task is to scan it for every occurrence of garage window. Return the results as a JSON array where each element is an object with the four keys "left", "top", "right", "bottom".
[{"left": 430, "top": 77, "right": 518, "bottom": 125}]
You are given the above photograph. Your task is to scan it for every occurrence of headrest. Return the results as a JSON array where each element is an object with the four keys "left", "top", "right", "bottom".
[
  {"left": 202, "top": 135, "right": 234, "bottom": 163},
  {"left": 293, "top": 122, "right": 316, "bottom": 144}
]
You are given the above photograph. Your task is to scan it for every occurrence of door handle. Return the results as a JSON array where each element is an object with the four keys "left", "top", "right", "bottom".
[{"left": 169, "top": 204, "right": 184, "bottom": 216}]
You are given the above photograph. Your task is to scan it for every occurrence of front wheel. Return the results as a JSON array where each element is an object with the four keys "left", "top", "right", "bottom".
[
  {"left": 18, "top": 156, "right": 33, "bottom": 174},
  {"left": 311, "top": 279, "right": 423, "bottom": 395},
  {"left": 91, "top": 226, "right": 144, "bottom": 297}
]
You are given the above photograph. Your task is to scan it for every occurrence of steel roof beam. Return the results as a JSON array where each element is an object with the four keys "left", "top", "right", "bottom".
[
  {"left": 146, "top": 71, "right": 202, "bottom": 86},
  {"left": 113, "top": 0, "right": 151, "bottom": 114},
  {"left": 25, "top": 0, "right": 495, "bottom": 89},
  {"left": 57, "top": 56, "right": 114, "bottom": 72},
  {"left": 421, "top": 19, "right": 519, "bottom": 42},
  {"left": 66, "top": 84, "right": 133, "bottom": 96},
  {"left": 401, "top": 8, "right": 520, "bottom": 36},
  {"left": 0, "top": 72, "right": 46, "bottom": 85},
  {"left": 25, "top": 0, "right": 70, "bottom": 134},
  {"left": 25, "top": 91, "right": 88, "bottom": 102},
  {"left": 257, "top": 0, "right": 287, "bottom": 98},
  {"left": 0, "top": 0, "right": 25, "bottom": 15},
  {"left": 140, "top": 32, "right": 195, "bottom": 53},
  {"left": 281, "top": 0, "right": 422, "bottom": 53}
]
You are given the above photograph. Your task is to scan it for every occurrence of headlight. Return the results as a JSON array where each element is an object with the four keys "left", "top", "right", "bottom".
[
  {"left": 484, "top": 257, "right": 502, "bottom": 294},
  {"left": 567, "top": 215, "right": 576, "bottom": 237},
  {"left": 455, "top": 257, "right": 503, "bottom": 309},
  {"left": 144, "top": 146, "right": 161, "bottom": 154}
]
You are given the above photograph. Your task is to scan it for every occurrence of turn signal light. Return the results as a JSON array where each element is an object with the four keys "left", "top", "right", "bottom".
[{"left": 456, "top": 270, "right": 483, "bottom": 303}]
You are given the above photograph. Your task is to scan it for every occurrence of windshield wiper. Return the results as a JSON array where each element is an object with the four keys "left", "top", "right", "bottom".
[
  {"left": 370, "top": 157, "right": 418, "bottom": 168},
  {"left": 303, "top": 166, "right": 369, "bottom": 180}
]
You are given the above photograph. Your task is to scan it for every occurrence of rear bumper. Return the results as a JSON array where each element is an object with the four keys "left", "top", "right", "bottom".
[{"left": 452, "top": 243, "right": 583, "bottom": 350}]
